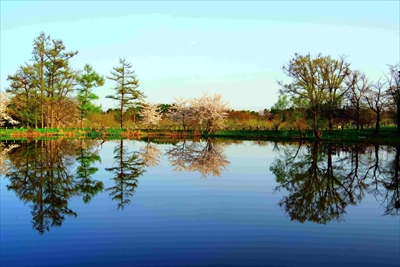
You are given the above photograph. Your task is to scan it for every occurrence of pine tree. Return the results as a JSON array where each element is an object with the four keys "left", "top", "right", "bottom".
[
  {"left": 106, "top": 58, "right": 144, "bottom": 128},
  {"left": 76, "top": 64, "right": 104, "bottom": 128}
]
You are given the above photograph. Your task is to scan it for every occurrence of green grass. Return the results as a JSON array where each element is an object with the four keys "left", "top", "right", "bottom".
[
  {"left": 207, "top": 127, "right": 400, "bottom": 143},
  {"left": 1, "top": 127, "right": 400, "bottom": 143}
]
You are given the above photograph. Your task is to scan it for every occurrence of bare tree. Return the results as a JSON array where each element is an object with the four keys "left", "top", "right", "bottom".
[
  {"left": 384, "top": 64, "right": 400, "bottom": 133},
  {"left": 365, "top": 79, "right": 387, "bottom": 134},
  {"left": 345, "top": 70, "right": 372, "bottom": 132},
  {"left": 167, "top": 97, "right": 194, "bottom": 131}
]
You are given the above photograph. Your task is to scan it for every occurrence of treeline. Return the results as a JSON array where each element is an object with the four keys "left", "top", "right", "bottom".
[
  {"left": 276, "top": 54, "right": 400, "bottom": 136},
  {"left": 2, "top": 33, "right": 400, "bottom": 137}
]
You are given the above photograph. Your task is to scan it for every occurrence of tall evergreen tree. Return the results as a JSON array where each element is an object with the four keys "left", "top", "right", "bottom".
[
  {"left": 76, "top": 64, "right": 104, "bottom": 128},
  {"left": 106, "top": 58, "right": 144, "bottom": 128},
  {"left": 44, "top": 38, "right": 78, "bottom": 128},
  {"left": 32, "top": 32, "right": 50, "bottom": 128}
]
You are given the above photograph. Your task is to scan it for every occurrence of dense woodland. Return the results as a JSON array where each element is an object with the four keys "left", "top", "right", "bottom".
[{"left": 1, "top": 32, "right": 399, "bottom": 138}]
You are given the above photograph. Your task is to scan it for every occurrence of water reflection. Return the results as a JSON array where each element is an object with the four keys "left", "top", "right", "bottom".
[
  {"left": 165, "top": 138, "right": 230, "bottom": 178},
  {"left": 139, "top": 140, "right": 162, "bottom": 167},
  {"left": 1, "top": 138, "right": 399, "bottom": 236},
  {"left": 5, "top": 140, "right": 79, "bottom": 234},
  {"left": 0, "top": 142, "right": 19, "bottom": 174},
  {"left": 105, "top": 139, "right": 145, "bottom": 210},
  {"left": 75, "top": 140, "right": 104, "bottom": 204},
  {"left": 270, "top": 142, "right": 400, "bottom": 223}
]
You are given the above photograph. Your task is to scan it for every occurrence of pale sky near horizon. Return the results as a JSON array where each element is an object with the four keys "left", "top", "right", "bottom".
[{"left": 1, "top": 1, "right": 399, "bottom": 111}]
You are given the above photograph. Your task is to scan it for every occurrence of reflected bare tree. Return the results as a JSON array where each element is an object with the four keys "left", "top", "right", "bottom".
[
  {"left": 165, "top": 139, "right": 194, "bottom": 173},
  {"left": 339, "top": 144, "right": 370, "bottom": 204},
  {"left": 271, "top": 142, "right": 400, "bottom": 224},
  {"left": 271, "top": 142, "right": 356, "bottom": 224},
  {"left": 105, "top": 140, "right": 145, "bottom": 210},
  {"left": 165, "top": 138, "right": 230, "bottom": 178},
  {"left": 370, "top": 146, "right": 400, "bottom": 217}
]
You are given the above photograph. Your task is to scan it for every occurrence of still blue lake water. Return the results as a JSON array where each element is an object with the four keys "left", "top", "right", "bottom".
[{"left": 1, "top": 139, "right": 399, "bottom": 267}]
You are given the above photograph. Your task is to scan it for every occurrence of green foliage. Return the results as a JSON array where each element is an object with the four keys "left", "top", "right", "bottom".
[
  {"left": 76, "top": 64, "right": 104, "bottom": 128},
  {"left": 271, "top": 95, "right": 290, "bottom": 113},
  {"left": 75, "top": 142, "right": 103, "bottom": 203}
]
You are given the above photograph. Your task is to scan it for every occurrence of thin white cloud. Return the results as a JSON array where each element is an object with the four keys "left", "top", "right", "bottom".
[{"left": 189, "top": 41, "right": 196, "bottom": 45}]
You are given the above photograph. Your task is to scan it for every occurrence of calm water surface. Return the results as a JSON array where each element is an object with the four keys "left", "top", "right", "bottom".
[{"left": 1, "top": 139, "right": 399, "bottom": 267}]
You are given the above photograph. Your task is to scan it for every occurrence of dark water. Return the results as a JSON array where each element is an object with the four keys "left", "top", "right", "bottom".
[{"left": 1, "top": 139, "right": 399, "bottom": 267}]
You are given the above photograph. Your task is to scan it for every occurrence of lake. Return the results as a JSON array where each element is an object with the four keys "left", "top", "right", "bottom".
[{"left": 1, "top": 139, "right": 399, "bottom": 267}]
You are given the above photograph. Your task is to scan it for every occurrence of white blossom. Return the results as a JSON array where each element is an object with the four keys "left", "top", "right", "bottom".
[
  {"left": 0, "top": 92, "right": 19, "bottom": 126},
  {"left": 139, "top": 102, "right": 162, "bottom": 129},
  {"left": 191, "top": 92, "right": 229, "bottom": 133}
]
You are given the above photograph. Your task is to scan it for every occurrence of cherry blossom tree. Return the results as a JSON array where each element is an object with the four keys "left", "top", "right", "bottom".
[
  {"left": 0, "top": 92, "right": 19, "bottom": 126},
  {"left": 139, "top": 102, "right": 162, "bottom": 130},
  {"left": 191, "top": 92, "right": 229, "bottom": 133},
  {"left": 167, "top": 97, "right": 195, "bottom": 131}
]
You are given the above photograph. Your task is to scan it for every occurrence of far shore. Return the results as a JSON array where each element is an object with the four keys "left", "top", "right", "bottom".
[{"left": 1, "top": 127, "right": 399, "bottom": 144}]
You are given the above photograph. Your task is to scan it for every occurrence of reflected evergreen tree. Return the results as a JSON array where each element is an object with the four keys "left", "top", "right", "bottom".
[
  {"left": 75, "top": 140, "right": 103, "bottom": 203},
  {"left": 271, "top": 142, "right": 355, "bottom": 224},
  {"left": 5, "top": 140, "right": 78, "bottom": 234},
  {"left": 105, "top": 140, "right": 145, "bottom": 210}
]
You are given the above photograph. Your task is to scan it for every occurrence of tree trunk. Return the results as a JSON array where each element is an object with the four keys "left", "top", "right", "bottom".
[
  {"left": 356, "top": 106, "right": 360, "bottom": 133},
  {"left": 329, "top": 110, "right": 334, "bottom": 133},
  {"left": 397, "top": 103, "right": 400, "bottom": 134},
  {"left": 313, "top": 112, "right": 321, "bottom": 139},
  {"left": 374, "top": 113, "right": 380, "bottom": 134}
]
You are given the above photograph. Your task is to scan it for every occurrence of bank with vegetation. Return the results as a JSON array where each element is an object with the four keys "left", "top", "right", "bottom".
[{"left": 1, "top": 127, "right": 400, "bottom": 144}]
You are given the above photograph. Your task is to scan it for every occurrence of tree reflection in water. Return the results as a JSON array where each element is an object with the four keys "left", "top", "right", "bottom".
[
  {"left": 75, "top": 140, "right": 104, "bottom": 204},
  {"left": 0, "top": 142, "right": 19, "bottom": 175},
  {"left": 271, "top": 142, "right": 400, "bottom": 224},
  {"left": 105, "top": 140, "right": 146, "bottom": 210},
  {"left": 2, "top": 138, "right": 399, "bottom": 234},
  {"left": 5, "top": 140, "right": 79, "bottom": 234},
  {"left": 4, "top": 139, "right": 105, "bottom": 234},
  {"left": 371, "top": 146, "right": 400, "bottom": 217},
  {"left": 139, "top": 140, "right": 162, "bottom": 167},
  {"left": 165, "top": 138, "right": 230, "bottom": 178}
]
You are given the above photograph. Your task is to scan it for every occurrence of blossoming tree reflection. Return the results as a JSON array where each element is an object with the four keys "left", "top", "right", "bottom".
[{"left": 165, "top": 138, "right": 230, "bottom": 178}]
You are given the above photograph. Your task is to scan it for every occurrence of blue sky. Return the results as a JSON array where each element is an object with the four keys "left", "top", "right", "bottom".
[{"left": 1, "top": 1, "right": 399, "bottom": 111}]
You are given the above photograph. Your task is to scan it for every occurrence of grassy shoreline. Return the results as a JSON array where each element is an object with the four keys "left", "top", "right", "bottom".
[{"left": 1, "top": 127, "right": 399, "bottom": 143}]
